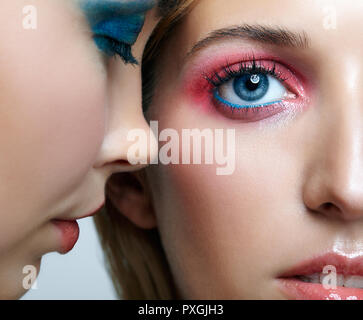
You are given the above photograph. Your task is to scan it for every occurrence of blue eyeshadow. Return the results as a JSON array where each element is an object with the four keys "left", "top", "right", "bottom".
[
  {"left": 92, "top": 14, "right": 145, "bottom": 45},
  {"left": 80, "top": 0, "right": 156, "bottom": 22},
  {"left": 79, "top": 0, "right": 156, "bottom": 61}
]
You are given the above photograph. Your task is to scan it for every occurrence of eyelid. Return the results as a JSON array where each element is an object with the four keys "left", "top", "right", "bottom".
[
  {"left": 90, "top": 14, "right": 145, "bottom": 64},
  {"left": 80, "top": 0, "right": 156, "bottom": 18},
  {"left": 92, "top": 15, "right": 145, "bottom": 45},
  {"left": 206, "top": 59, "right": 287, "bottom": 87},
  {"left": 181, "top": 41, "right": 310, "bottom": 85}
]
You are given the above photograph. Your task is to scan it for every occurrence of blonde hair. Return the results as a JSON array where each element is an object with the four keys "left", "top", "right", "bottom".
[{"left": 94, "top": 0, "right": 197, "bottom": 300}]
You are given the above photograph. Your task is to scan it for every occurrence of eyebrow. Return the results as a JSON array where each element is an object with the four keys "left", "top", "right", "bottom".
[{"left": 187, "top": 24, "right": 310, "bottom": 58}]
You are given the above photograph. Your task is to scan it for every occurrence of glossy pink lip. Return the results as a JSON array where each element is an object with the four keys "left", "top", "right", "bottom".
[
  {"left": 52, "top": 220, "right": 79, "bottom": 254},
  {"left": 277, "top": 253, "right": 363, "bottom": 300},
  {"left": 279, "top": 253, "right": 363, "bottom": 277},
  {"left": 52, "top": 201, "right": 105, "bottom": 254}
]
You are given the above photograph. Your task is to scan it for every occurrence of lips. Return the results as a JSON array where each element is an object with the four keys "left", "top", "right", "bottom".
[
  {"left": 52, "top": 220, "right": 80, "bottom": 254},
  {"left": 278, "top": 253, "right": 363, "bottom": 300},
  {"left": 52, "top": 201, "right": 105, "bottom": 254}
]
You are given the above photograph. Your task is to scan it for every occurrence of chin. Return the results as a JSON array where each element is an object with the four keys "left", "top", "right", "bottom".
[{"left": 0, "top": 257, "right": 41, "bottom": 300}]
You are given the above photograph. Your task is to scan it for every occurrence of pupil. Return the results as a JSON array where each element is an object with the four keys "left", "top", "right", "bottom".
[{"left": 246, "top": 76, "right": 260, "bottom": 91}]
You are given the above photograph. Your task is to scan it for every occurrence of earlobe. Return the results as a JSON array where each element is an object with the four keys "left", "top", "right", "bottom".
[{"left": 105, "top": 171, "right": 157, "bottom": 229}]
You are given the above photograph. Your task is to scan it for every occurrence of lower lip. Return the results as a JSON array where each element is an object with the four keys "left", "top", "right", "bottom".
[
  {"left": 278, "top": 278, "right": 363, "bottom": 300},
  {"left": 52, "top": 220, "right": 80, "bottom": 254}
]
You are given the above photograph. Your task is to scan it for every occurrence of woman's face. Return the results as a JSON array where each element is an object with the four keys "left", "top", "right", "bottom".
[
  {"left": 0, "top": 0, "right": 158, "bottom": 299},
  {"left": 147, "top": 0, "right": 363, "bottom": 299}
]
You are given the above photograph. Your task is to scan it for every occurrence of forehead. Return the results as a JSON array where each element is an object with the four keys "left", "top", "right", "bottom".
[
  {"left": 176, "top": 0, "right": 363, "bottom": 59},
  {"left": 185, "top": 0, "right": 362, "bottom": 34}
]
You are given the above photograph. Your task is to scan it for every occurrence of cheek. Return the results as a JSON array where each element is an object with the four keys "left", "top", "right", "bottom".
[
  {"left": 153, "top": 150, "right": 299, "bottom": 297},
  {"left": 0, "top": 2, "right": 107, "bottom": 246},
  {"left": 149, "top": 94, "right": 305, "bottom": 297},
  {"left": 0, "top": 47, "right": 106, "bottom": 191}
]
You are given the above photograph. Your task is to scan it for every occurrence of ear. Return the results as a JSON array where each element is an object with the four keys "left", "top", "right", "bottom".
[{"left": 105, "top": 171, "right": 157, "bottom": 229}]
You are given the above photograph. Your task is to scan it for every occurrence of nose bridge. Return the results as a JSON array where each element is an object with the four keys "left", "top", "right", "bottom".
[
  {"left": 94, "top": 62, "right": 158, "bottom": 172},
  {"left": 326, "top": 56, "right": 363, "bottom": 190},
  {"left": 324, "top": 114, "right": 363, "bottom": 217},
  {"left": 304, "top": 56, "right": 363, "bottom": 220}
]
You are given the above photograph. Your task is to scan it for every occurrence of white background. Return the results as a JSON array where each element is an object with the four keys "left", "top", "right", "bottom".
[{"left": 21, "top": 217, "right": 117, "bottom": 300}]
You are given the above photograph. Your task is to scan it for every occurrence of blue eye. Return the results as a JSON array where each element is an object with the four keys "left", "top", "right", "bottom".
[
  {"left": 214, "top": 72, "right": 287, "bottom": 109},
  {"left": 207, "top": 60, "right": 296, "bottom": 110}
]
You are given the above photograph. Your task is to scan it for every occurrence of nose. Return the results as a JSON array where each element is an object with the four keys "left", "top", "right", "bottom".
[
  {"left": 93, "top": 59, "right": 158, "bottom": 176},
  {"left": 302, "top": 58, "right": 363, "bottom": 221}
]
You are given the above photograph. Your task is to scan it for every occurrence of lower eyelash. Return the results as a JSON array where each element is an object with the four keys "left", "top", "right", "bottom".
[
  {"left": 93, "top": 36, "right": 138, "bottom": 65},
  {"left": 214, "top": 96, "right": 288, "bottom": 121},
  {"left": 213, "top": 89, "right": 283, "bottom": 109}
]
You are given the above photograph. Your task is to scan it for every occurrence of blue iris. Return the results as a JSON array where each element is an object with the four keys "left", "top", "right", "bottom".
[{"left": 233, "top": 73, "right": 269, "bottom": 102}]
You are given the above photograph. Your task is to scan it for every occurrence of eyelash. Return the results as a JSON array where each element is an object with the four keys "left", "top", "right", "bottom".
[
  {"left": 94, "top": 35, "right": 138, "bottom": 65},
  {"left": 205, "top": 58, "right": 287, "bottom": 89}
]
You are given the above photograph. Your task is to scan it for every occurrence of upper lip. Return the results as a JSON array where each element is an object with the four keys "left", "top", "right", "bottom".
[
  {"left": 279, "top": 252, "right": 363, "bottom": 278},
  {"left": 53, "top": 201, "right": 105, "bottom": 222}
]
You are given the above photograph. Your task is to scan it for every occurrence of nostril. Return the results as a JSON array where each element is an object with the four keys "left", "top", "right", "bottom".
[
  {"left": 317, "top": 202, "right": 342, "bottom": 219},
  {"left": 111, "top": 159, "right": 131, "bottom": 166},
  {"left": 321, "top": 202, "right": 335, "bottom": 211}
]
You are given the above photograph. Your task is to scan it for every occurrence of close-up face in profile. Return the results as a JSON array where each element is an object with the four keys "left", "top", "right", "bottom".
[
  {"left": 0, "top": 0, "right": 159, "bottom": 299},
  {"left": 145, "top": 0, "right": 363, "bottom": 299}
]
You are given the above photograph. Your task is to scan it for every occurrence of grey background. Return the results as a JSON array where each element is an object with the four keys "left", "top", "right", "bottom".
[{"left": 21, "top": 217, "right": 118, "bottom": 300}]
